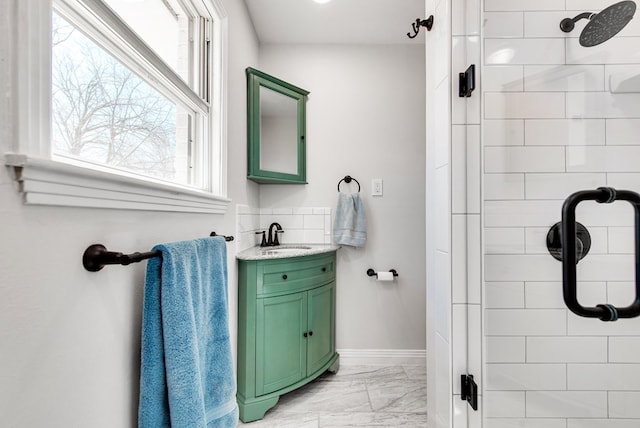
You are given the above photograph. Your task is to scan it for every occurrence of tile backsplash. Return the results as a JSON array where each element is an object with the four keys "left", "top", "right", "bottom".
[{"left": 236, "top": 205, "right": 332, "bottom": 252}]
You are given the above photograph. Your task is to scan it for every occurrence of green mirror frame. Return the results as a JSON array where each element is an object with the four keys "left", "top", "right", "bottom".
[{"left": 246, "top": 67, "right": 309, "bottom": 184}]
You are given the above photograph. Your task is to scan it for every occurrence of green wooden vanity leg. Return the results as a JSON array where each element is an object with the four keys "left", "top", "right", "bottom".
[
  {"left": 238, "top": 395, "right": 280, "bottom": 423},
  {"left": 327, "top": 354, "right": 340, "bottom": 374}
]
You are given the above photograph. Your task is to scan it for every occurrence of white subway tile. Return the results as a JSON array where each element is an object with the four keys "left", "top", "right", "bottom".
[
  {"left": 485, "top": 419, "right": 565, "bottom": 428},
  {"left": 609, "top": 392, "right": 640, "bottom": 418},
  {"left": 606, "top": 119, "right": 640, "bottom": 145},
  {"left": 485, "top": 337, "right": 526, "bottom": 363},
  {"left": 486, "top": 282, "right": 525, "bottom": 308},
  {"left": 485, "top": 174, "right": 525, "bottom": 200},
  {"left": 524, "top": 11, "right": 586, "bottom": 38},
  {"left": 292, "top": 207, "right": 312, "bottom": 215},
  {"left": 569, "top": 312, "right": 640, "bottom": 335},
  {"left": 608, "top": 173, "right": 640, "bottom": 190},
  {"left": 486, "top": 363, "right": 566, "bottom": 390},
  {"left": 303, "top": 229, "right": 324, "bottom": 244},
  {"left": 525, "top": 119, "right": 605, "bottom": 146},
  {"left": 605, "top": 65, "right": 640, "bottom": 92},
  {"left": 452, "top": 215, "right": 468, "bottom": 304},
  {"left": 272, "top": 207, "right": 293, "bottom": 215},
  {"left": 452, "top": 37, "right": 466, "bottom": 125},
  {"left": 566, "top": 0, "right": 630, "bottom": 10},
  {"left": 485, "top": 228, "right": 525, "bottom": 254},
  {"left": 483, "top": 391, "right": 525, "bottom": 418},
  {"left": 485, "top": 0, "right": 563, "bottom": 12},
  {"left": 567, "top": 37, "right": 640, "bottom": 65},
  {"left": 525, "top": 227, "right": 608, "bottom": 255},
  {"left": 484, "top": 66, "right": 524, "bottom": 92},
  {"left": 484, "top": 12, "right": 524, "bottom": 38},
  {"left": 485, "top": 93, "right": 566, "bottom": 119},
  {"left": 485, "top": 147, "right": 565, "bottom": 173},
  {"left": 567, "top": 146, "right": 640, "bottom": 172},
  {"left": 485, "top": 254, "right": 559, "bottom": 282},
  {"left": 526, "top": 173, "right": 606, "bottom": 199},
  {"left": 569, "top": 364, "right": 640, "bottom": 390},
  {"left": 484, "top": 120, "right": 524, "bottom": 146},
  {"left": 568, "top": 420, "right": 640, "bottom": 428},
  {"left": 610, "top": 337, "right": 640, "bottom": 363},
  {"left": 527, "top": 336, "right": 608, "bottom": 363},
  {"left": 609, "top": 227, "right": 634, "bottom": 254},
  {"left": 466, "top": 125, "right": 481, "bottom": 213},
  {"left": 577, "top": 254, "right": 635, "bottom": 281},
  {"left": 524, "top": 65, "right": 604, "bottom": 92},
  {"left": 467, "top": 304, "right": 482, "bottom": 382},
  {"left": 452, "top": 126, "right": 466, "bottom": 213},
  {"left": 568, "top": 92, "right": 640, "bottom": 118},
  {"left": 485, "top": 39, "right": 565, "bottom": 65},
  {"left": 303, "top": 214, "right": 324, "bottom": 229},
  {"left": 526, "top": 391, "right": 607, "bottom": 418},
  {"left": 608, "top": 281, "right": 637, "bottom": 308},
  {"left": 467, "top": 215, "right": 482, "bottom": 304},
  {"left": 576, "top": 202, "right": 636, "bottom": 227},
  {"left": 525, "top": 281, "right": 607, "bottom": 309},
  {"left": 312, "top": 207, "right": 326, "bottom": 215},
  {"left": 485, "top": 309, "right": 566, "bottom": 335},
  {"left": 485, "top": 200, "right": 561, "bottom": 227}
]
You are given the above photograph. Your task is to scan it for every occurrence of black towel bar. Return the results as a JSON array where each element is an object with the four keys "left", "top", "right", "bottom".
[
  {"left": 82, "top": 232, "right": 234, "bottom": 272},
  {"left": 337, "top": 175, "right": 361, "bottom": 192}
]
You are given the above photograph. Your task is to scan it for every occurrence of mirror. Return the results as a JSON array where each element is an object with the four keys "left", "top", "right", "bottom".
[{"left": 246, "top": 67, "right": 308, "bottom": 184}]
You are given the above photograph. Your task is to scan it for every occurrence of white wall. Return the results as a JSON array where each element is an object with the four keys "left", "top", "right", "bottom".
[
  {"left": 0, "top": 0, "right": 259, "bottom": 426},
  {"left": 482, "top": 0, "right": 640, "bottom": 426},
  {"left": 257, "top": 43, "right": 427, "bottom": 352}
]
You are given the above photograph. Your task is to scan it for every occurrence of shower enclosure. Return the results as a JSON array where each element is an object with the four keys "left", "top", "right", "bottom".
[{"left": 426, "top": 0, "right": 640, "bottom": 426}]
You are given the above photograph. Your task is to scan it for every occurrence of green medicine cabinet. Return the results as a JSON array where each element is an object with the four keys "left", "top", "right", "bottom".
[
  {"left": 246, "top": 67, "right": 309, "bottom": 184},
  {"left": 236, "top": 252, "right": 339, "bottom": 422}
]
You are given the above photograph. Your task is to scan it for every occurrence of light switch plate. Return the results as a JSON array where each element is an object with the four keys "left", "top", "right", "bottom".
[{"left": 372, "top": 178, "right": 383, "bottom": 196}]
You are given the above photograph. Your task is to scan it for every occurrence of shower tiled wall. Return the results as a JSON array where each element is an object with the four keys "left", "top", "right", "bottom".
[
  {"left": 482, "top": 0, "right": 640, "bottom": 426},
  {"left": 235, "top": 205, "right": 332, "bottom": 252}
]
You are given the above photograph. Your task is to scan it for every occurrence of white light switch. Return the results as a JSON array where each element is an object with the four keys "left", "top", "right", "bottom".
[{"left": 372, "top": 178, "right": 383, "bottom": 196}]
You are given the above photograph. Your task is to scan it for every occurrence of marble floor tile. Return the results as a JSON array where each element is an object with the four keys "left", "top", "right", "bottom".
[
  {"left": 319, "top": 365, "right": 408, "bottom": 382},
  {"left": 238, "top": 364, "right": 427, "bottom": 427},
  {"left": 320, "top": 412, "right": 428, "bottom": 427},
  {"left": 277, "top": 379, "right": 372, "bottom": 413},
  {"left": 403, "top": 364, "right": 427, "bottom": 380},
  {"left": 366, "top": 379, "right": 427, "bottom": 413}
]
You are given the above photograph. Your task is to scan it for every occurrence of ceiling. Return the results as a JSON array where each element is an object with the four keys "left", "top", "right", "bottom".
[{"left": 243, "top": 0, "right": 426, "bottom": 45}]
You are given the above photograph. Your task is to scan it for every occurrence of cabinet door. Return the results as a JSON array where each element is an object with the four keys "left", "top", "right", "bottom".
[
  {"left": 306, "top": 282, "right": 336, "bottom": 375},
  {"left": 255, "top": 292, "right": 307, "bottom": 396}
]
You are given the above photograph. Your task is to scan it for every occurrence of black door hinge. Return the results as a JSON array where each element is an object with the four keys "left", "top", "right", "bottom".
[
  {"left": 461, "top": 374, "right": 478, "bottom": 411},
  {"left": 459, "top": 64, "right": 476, "bottom": 98}
]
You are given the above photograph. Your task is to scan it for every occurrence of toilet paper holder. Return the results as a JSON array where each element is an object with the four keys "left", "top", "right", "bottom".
[{"left": 367, "top": 268, "right": 399, "bottom": 278}]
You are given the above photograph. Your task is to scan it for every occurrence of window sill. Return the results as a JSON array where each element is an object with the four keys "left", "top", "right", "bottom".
[{"left": 5, "top": 154, "right": 230, "bottom": 214}]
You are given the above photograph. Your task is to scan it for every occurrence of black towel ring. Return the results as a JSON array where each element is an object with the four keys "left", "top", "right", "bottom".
[{"left": 337, "top": 175, "right": 361, "bottom": 192}]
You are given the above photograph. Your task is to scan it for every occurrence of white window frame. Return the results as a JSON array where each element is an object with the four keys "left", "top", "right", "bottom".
[{"left": 5, "top": 0, "right": 229, "bottom": 214}]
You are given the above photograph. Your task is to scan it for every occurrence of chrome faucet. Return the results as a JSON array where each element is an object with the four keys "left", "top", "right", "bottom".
[{"left": 267, "top": 222, "right": 283, "bottom": 246}]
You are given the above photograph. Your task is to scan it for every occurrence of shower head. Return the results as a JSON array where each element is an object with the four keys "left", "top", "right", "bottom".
[{"left": 560, "top": 1, "right": 636, "bottom": 47}]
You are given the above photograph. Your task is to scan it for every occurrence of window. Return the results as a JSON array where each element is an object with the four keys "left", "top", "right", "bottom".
[{"left": 6, "top": 0, "right": 229, "bottom": 213}]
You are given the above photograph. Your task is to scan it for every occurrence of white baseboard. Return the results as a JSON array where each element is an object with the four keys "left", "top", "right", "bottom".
[{"left": 337, "top": 349, "right": 426, "bottom": 366}]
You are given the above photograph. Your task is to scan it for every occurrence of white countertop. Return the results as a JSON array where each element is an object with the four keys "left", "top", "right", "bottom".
[{"left": 236, "top": 244, "right": 340, "bottom": 261}]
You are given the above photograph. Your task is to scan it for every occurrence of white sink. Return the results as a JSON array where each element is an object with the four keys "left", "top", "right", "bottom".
[{"left": 260, "top": 245, "right": 312, "bottom": 255}]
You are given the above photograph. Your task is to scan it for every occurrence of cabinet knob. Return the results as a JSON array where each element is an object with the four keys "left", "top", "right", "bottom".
[
  {"left": 303, "top": 332, "right": 308, "bottom": 338},
  {"left": 321, "top": 267, "right": 327, "bottom": 272},
  {"left": 282, "top": 274, "right": 288, "bottom": 280},
  {"left": 308, "top": 331, "right": 313, "bottom": 337}
]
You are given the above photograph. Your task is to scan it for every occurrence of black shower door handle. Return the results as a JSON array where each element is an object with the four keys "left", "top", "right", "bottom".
[{"left": 561, "top": 187, "right": 640, "bottom": 321}]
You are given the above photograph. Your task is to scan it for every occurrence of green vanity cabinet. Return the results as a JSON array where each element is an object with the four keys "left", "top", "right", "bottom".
[{"left": 237, "top": 251, "right": 339, "bottom": 422}]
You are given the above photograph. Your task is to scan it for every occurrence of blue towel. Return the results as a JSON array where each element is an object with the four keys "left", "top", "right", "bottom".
[
  {"left": 333, "top": 192, "right": 366, "bottom": 247},
  {"left": 139, "top": 236, "right": 238, "bottom": 428}
]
